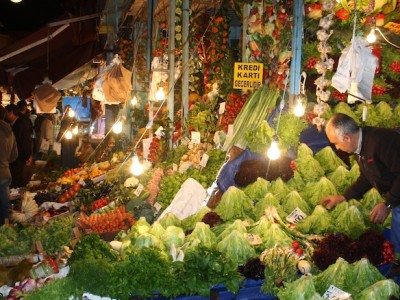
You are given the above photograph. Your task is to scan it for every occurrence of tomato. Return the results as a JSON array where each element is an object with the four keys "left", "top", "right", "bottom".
[
  {"left": 292, "top": 240, "right": 300, "bottom": 249},
  {"left": 58, "top": 195, "right": 67, "bottom": 203},
  {"left": 72, "top": 183, "right": 81, "bottom": 192},
  {"left": 295, "top": 248, "right": 303, "bottom": 255}
]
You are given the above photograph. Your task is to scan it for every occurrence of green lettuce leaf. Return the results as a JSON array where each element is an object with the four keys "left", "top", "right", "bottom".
[
  {"left": 270, "top": 177, "right": 291, "bottom": 201},
  {"left": 243, "top": 177, "right": 271, "bottom": 201},
  {"left": 333, "top": 102, "right": 359, "bottom": 124},
  {"left": 295, "top": 155, "right": 325, "bottom": 182},
  {"left": 297, "top": 143, "right": 314, "bottom": 158},
  {"left": 181, "top": 206, "right": 211, "bottom": 231},
  {"left": 185, "top": 222, "right": 216, "bottom": 248},
  {"left": 314, "top": 257, "right": 352, "bottom": 295},
  {"left": 281, "top": 190, "right": 312, "bottom": 215},
  {"left": 253, "top": 193, "right": 287, "bottom": 220},
  {"left": 159, "top": 213, "right": 182, "bottom": 228},
  {"left": 217, "top": 230, "right": 256, "bottom": 264},
  {"left": 149, "top": 221, "right": 166, "bottom": 240},
  {"left": 215, "top": 219, "right": 248, "bottom": 241},
  {"left": 295, "top": 205, "right": 334, "bottom": 235},
  {"left": 336, "top": 205, "right": 367, "bottom": 239},
  {"left": 161, "top": 226, "right": 186, "bottom": 249},
  {"left": 306, "top": 177, "right": 338, "bottom": 207},
  {"left": 277, "top": 274, "right": 323, "bottom": 300},
  {"left": 215, "top": 186, "right": 254, "bottom": 221},
  {"left": 360, "top": 188, "right": 384, "bottom": 211},
  {"left": 327, "top": 166, "right": 351, "bottom": 194},
  {"left": 262, "top": 222, "right": 293, "bottom": 249},
  {"left": 314, "top": 146, "right": 348, "bottom": 174},
  {"left": 287, "top": 171, "right": 305, "bottom": 191},
  {"left": 135, "top": 233, "right": 165, "bottom": 250},
  {"left": 349, "top": 258, "right": 386, "bottom": 295},
  {"left": 356, "top": 279, "right": 400, "bottom": 300}
]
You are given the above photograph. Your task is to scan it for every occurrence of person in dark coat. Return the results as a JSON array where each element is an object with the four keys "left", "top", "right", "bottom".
[
  {"left": 57, "top": 105, "right": 79, "bottom": 169},
  {"left": 320, "top": 113, "right": 400, "bottom": 275},
  {"left": 0, "top": 106, "right": 18, "bottom": 225},
  {"left": 5, "top": 104, "right": 33, "bottom": 188}
]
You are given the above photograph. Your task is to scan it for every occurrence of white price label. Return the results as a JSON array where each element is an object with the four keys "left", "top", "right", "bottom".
[
  {"left": 323, "top": 285, "right": 352, "bottom": 300},
  {"left": 191, "top": 131, "right": 201, "bottom": 144},
  {"left": 227, "top": 124, "right": 234, "bottom": 138},
  {"left": 134, "top": 184, "right": 144, "bottom": 197},
  {"left": 244, "top": 233, "right": 263, "bottom": 245},
  {"left": 172, "top": 163, "right": 178, "bottom": 172},
  {"left": 286, "top": 207, "right": 307, "bottom": 224},
  {"left": 199, "top": 153, "right": 209, "bottom": 168},
  {"left": 155, "top": 126, "right": 164, "bottom": 137},
  {"left": 154, "top": 202, "right": 162, "bottom": 212},
  {"left": 142, "top": 137, "right": 153, "bottom": 160},
  {"left": 219, "top": 102, "right": 226, "bottom": 114}
]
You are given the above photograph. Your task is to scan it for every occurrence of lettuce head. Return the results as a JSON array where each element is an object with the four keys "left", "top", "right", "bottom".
[
  {"left": 314, "top": 146, "right": 348, "bottom": 174},
  {"left": 295, "top": 155, "right": 325, "bottom": 182},
  {"left": 327, "top": 166, "right": 351, "bottom": 194},
  {"left": 243, "top": 177, "right": 271, "bottom": 201},
  {"left": 281, "top": 190, "right": 311, "bottom": 216},
  {"left": 217, "top": 230, "right": 256, "bottom": 264},
  {"left": 356, "top": 279, "right": 399, "bottom": 300},
  {"left": 253, "top": 193, "right": 287, "bottom": 220},
  {"left": 295, "top": 205, "right": 334, "bottom": 235},
  {"left": 215, "top": 186, "right": 254, "bottom": 221},
  {"left": 185, "top": 222, "right": 216, "bottom": 248},
  {"left": 336, "top": 205, "right": 367, "bottom": 239}
]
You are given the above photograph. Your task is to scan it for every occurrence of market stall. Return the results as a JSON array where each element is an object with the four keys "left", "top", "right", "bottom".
[{"left": 0, "top": 0, "right": 400, "bottom": 299}]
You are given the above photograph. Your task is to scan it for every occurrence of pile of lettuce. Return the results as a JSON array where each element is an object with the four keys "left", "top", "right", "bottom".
[{"left": 277, "top": 257, "right": 399, "bottom": 300}]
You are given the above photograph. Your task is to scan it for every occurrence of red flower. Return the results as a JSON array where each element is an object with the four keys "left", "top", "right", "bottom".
[{"left": 335, "top": 9, "right": 350, "bottom": 21}]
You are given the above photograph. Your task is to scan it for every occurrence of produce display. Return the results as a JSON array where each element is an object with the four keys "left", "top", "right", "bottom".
[{"left": 2, "top": 97, "right": 400, "bottom": 300}]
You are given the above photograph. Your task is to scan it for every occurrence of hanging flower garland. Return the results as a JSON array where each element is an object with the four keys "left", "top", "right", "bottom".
[
  {"left": 246, "top": 1, "right": 293, "bottom": 90},
  {"left": 312, "top": 0, "right": 335, "bottom": 129}
]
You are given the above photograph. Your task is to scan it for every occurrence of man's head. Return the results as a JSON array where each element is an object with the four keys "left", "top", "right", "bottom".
[
  {"left": 325, "top": 113, "right": 359, "bottom": 153},
  {"left": 5, "top": 104, "right": 19, "bottom": 123},
  {"left": 16, "top": 100, "right": 28, "bottom": 115}
]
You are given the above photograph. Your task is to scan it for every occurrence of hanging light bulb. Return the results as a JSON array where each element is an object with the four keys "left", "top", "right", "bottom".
[
  {"left": 72, "top": 126, "right": 79, "bottom": 135},
  {"left": 113, "top": 121, "right": 123, "bottom": 134},
  {"left": 68, "top": 109, "right": 76, "bottom": 118},
  {"left": 131, "top": 95, "right": 138, "bottom": 106},
  {"left": 293, "top": 96, "right": 305, "bottom": 117},
  {"left": 130, "top": 154, "right": 144, "bottom": 176},
  {"left": 65, "top": 130, "right": 73, "bottom": 140},
  {"left": 367, "top": 28, "right": 376, "bottom": 43},
  {"left": 267, "top": 136, "right": 281, "bottom": 160},
  {"left": 10, "top": 0, "right": 23, "bottom": 3},
  {"left": 155, "top": 86, "right": 165, "bottom": 101}
]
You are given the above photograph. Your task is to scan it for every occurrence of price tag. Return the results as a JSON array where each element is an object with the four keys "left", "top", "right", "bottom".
[
  {"left": 134, "top": 184, "right": 144, "bottom": 197},
  {"left": 286, "top": 207, "right": 307, "bottom": 224},
  {"left": 244, "top": 233, "right": 263, "bottom": 245},
  {"left": 323, "top": 285, "right": 352, "bottom": 299},
  {"left": 155, "top": 126, "right": 164, "bottom": 137},
  {"left": 219, "top": 102, "right": 226, "bottom": 114},
  {"left": 53, "top": 142, "right": 61, "bottom": 155},
  {"left": 191, "top": 131, "right": 201, "bottom": 144},
  {"left": 154, "top": 202, "right": 162, "bottom": 212},
  {"left": 142, "top": 137, "right": 153, "bottom": 160},
  {"left": 200, "top": 153, "right": 209, "bottom": 168},
  {"left": 227, "top": 124, "right": 234, "bottom": 138},
  {"left": 172, "top": 163, "right": 178, "bottom": 172}
]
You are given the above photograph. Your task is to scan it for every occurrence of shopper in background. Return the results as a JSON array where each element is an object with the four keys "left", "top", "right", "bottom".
[
  {"left": 36, "top": 113, "right": 54, "bottom": 157},
  {"left": 57, "top": 105, "right": 79, "bottom": 169},
  {"left": 5, "top": 104, "right": 33, "bottom": 188},
  {"left": 320, "top": 113, "right": 400, "bottom": 276},
  {"left": 0, "top": 106, "right": 18, "bottom": 225}
]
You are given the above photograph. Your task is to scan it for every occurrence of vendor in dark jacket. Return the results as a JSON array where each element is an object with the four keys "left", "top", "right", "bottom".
[{"left": 320, "top": 113, "right": 400, "bottom": 273}]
